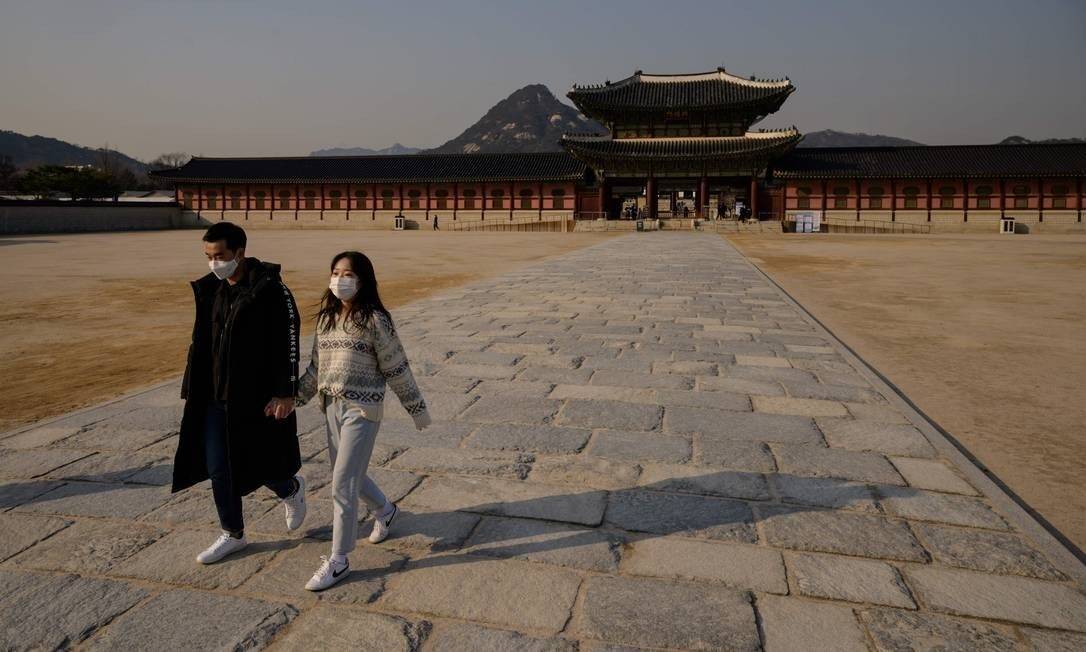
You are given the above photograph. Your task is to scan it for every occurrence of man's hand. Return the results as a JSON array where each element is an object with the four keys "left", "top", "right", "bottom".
[{"left": 264, "top": 397, "right": 295, "bottom": 420}]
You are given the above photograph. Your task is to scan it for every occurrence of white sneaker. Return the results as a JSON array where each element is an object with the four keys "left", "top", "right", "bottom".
[
  {"left": 284, "top": 475, "right": 306, "bottom": 531},
  {"left": 196, "top": 531, "right": 248, "bottom": 564},
  {"left": 368, "top": 503, "right": 398, "bottom": 543},
  {"left": 305, "top": 555, "right": 350, "bottom": 591}
]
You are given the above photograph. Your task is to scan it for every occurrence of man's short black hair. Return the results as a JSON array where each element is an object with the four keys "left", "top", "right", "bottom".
[{"left": 203, "top": 222, "right": 247, "bottom": 251}]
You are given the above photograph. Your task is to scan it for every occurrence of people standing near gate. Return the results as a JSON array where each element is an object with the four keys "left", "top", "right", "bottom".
[
  {"left": 173, "top": 222, "right": 307, "bottom": 565},
  {"left": 294, "top": 250, "right": 431, "bottom": 591}
]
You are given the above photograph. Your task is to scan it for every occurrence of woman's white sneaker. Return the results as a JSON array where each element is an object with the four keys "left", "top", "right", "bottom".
[
  {"left": 305, "top": 555, "right": 350, "bottom": 591},
  {"left": 284, "top": 475, "right": 306, "bottom": 531},
  {"left": 369, "top": 503, "right": 398, "bottom": 543},
  {"left": 196, "top": 531, "right": 248, "bottom": 564}
]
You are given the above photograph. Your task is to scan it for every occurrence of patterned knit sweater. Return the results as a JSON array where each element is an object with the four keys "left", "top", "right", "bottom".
[{"left": 296, "top": 311, "right": 431, "bottom": 429}]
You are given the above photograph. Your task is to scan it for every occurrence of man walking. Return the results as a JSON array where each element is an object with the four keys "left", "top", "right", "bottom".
[{"left": 173, "top": 222, "right": 307, "bottom": 564}]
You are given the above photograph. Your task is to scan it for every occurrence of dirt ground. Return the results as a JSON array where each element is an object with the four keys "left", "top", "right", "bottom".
[
  {"left": 0, "top": 230, "right": 614, "bottom": 433},
  {"left": 729, "top": 233, "right": 1086, "bottom": 551}
]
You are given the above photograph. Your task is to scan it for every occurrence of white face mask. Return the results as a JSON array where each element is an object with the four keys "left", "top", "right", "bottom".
[
  {"left": 209, "top": 256, "right": 239, "bottom": 280},
  {"left": 329, "top": 276, "right": 359, "bottom": 301}
]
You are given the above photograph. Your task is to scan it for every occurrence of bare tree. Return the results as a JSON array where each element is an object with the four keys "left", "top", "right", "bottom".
[{"left": 148, "top": 152, "right": 191, "bottom": 170}]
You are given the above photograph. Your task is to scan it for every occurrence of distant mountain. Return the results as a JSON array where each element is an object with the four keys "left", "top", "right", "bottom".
[
  {"left": 310, "top": 143, "right": 421, "bottom": 156},
  {"left": 798, "top": 130, "right": 924, "bottom": 148},
  {"left": 423, "top": 84, "right": 603, "bottom": 154},
  {"left": 0, "top": 130, "right": 146, "bottom": 171},
  {"left": 999, "top": 135, "right": 1085, "bottom": 145}
]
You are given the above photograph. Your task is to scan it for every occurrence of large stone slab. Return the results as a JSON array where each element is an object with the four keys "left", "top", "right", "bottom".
[
  {"left": 85, "top": 589, "right": 296, "bottom": 650},
  {"left": 889, "top": 456, "right": 978, "bottom": 495},
  {"left": 459, "top": 395, "right": 562, "bottom": 425},
  {"left": 772, "top": 444, "right": 905, "bottom": 485},
  {"left": 376, "top": 419, "right": 474, "bottom": 448},
  {"left": 549, "top": 383, "right": 656, "bottom": 404},
  {"left": 387, "top": 447, "right": 533, "bottom": 480},
  {"left": 771, "top": 474, "right": 879, "bottom": 513},
  {"left": 241, "top": 538, "right": 406, "bottom": 605},
  {"left": 463, "top": 515, "right": 620, "bottom": 572},
  {"left": 758, "top": 594, "right": 868, "bottom": 652},
  {"left": 817, "top": 418, "right": 936, "bottom": 456},
  {"left": 427, "top": 622, "right": 577, "bottom": 652},
  {"left": 1021, "top": 628, "right": 1086, "bottom": 652},
  {"left": 271, "top": 605, "right": 426, "bottom": 652},
  {"left": 637, "top": 463, "right": 769, "bottom": 500},
  {"left": 913, "top": 522, "right": 1067, "bottom": 580},
  {"left": 905, "top": 566, "right": 1086, "bottom": 630},
  {"left": 605, "top": 490, "right": 757, "bottom": 543},
  {"left": 878, "top": 486, "right": 1008, "bottom": 529},
  {"left": 379, "top": 558, "right": 581, "bottom": 633},
  {"left": 529, "top": 455, "right": 641, "bottom": 490},
  {"left": 112, "top": 529, "right": 280, "bottom": 590},
  {"left": 0, "top": 571, "right": 149, "bottom": 650},
  {"left": 585, "top": 430, "right": 691, "bottom": 463},
  {"left": 45, "top": 450, "right": 168, "bottom": 483},
  {"left": 0, "top": 447, "right": 91, "bottom": 478},
  {"left": 464, "top": 422, "right": 591, "bottom": 454},
  {"left": 0, "top": 512, "right": 70, "bottom": 562},
  {"left": 361, "top": 508, "right": 481, "bottom": 552},
  {"left": 0, "top": 478, "right": 65, "bottom": 511},
  {"left": 787, "top": 551, "right": 915, "bottom": 608},
  {"left": 694, "top": 438, "right": 776, "bottom": 472},
  {"left": 575, "top": 575, "right": 759, "bottom": 651},
  {"left": 860, "top": 608, "right": 1022, "bottom": 652},
  {"left": 18, "top": 481, "right": 171, "bottom": 518},
  {"left": 404, "top": 475, "right": 607, "bottom": 526},
  {"left": 758, "top": 505, "right": 928, "bottom": 561},
  {"left": 668, "top": 409, "right": 823, "bottom": 445},
  {"left": 555, "top": 400, "right": 663, "bottom": 431},
  {"left": 11, "top": 518, "right": 166, "bottom": 574},
  {"left": 621, "top": 537, "right": 786, "bottom": 593}
]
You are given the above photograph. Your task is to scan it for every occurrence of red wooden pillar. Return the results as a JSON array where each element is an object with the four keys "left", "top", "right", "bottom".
[
  {"left": 197, "top": 184, "right": 203, "bottom": 213},
  {"left": 926, "top": 179, "right": 932, "bottom": 222},
  {"left": 646, "top": 176, "right": 657, "bottom": 219},
  {"left": 600, "top": 178, "right": 610, "bottom": 218},
  {"left": 697, "top": 175, "right": 708, "bottom": 219},
  {"left": 1000, "top": 178, "right": 1006, "bottom": 219},
  {"left": 750, "top": 177, "right": 759, "bottom": 220},
  {"left": 820, "top": 180, "right": 827, "bottom": 216},
  {"left": 294, "top": 184, "right": 299, "bottom": 220},
  {"left": 425, "top": 183, "right": 431, "bottom": 220},
  {"left": 854, "top": 178, "right": 860, "bottom": 221},
  {"left": 890, "top": 179, "right": 896, "bottom": 222},
  {"left": 538, "top": 182, "right": 544, "bottom": 219},
  {"left": 962, "top": 178, "right": 968, "bottom": 222},
  {"left": 245, "top": 184, "right": 250, "bottom": 219},
  {"left": 345, "top": 184, "right": 351, "bottom": 220},
  {"left": 1078, "top": 177, "right": 1083, "bottom": 223},
  {"left": 319, "top": 183, "right": 325, "bottom": 220},
  {"left": 1038, "top": 178, "right": 1044, "bottom": 222},
  {"left": 269, "top": 184, "right": 275, "bottom": 219},
  {"left": 509, "top": 182, "right": 515, "bottom": 220},
  {"left": 372, "top": 183, "right": 377, "bottom": 220},
  {"left": 453, "top": 183, "right": 458, "bottom": 220}
]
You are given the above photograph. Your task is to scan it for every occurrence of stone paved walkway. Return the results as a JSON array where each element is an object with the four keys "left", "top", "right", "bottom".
[{"left": 2, "top": 233, "right": 1084, "bottom": 651}]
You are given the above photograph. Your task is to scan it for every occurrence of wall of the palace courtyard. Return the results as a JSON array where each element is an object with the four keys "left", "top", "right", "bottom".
[{"left": 0, "top": 202, "right": 195, "bottom": 235}]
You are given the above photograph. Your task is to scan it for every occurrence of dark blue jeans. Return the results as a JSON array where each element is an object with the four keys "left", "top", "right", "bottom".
[{"left": 205, "top": 400, "right": 295, "bottom": 535}]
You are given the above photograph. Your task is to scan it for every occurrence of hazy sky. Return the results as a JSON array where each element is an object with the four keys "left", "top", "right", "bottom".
[{"left": 2, "top": 0, "right": 1083, "bottom": 160}]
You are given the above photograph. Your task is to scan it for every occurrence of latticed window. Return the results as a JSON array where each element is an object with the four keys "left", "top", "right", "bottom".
[
  {"left": 303, "top": 190, "right": 317, "bottom": 210},
  {"left": 939, "top": 186, "right": 956, "bottom": 209},
  {"left": 435, "top": 189, "right": 449, "bottom": 210},
  {"left": 491, "top": 188, "right": 504, "bottom": 209},
  {"left": 462, "top": 188, "right": 477, "bottom": 210},
  {"left": 254, "top": 191, "right": 266, "bottom": 210},
  {"left": 381, "top": 189, "right": 394, "bottom": 210},
  {"left": 1051, "top": 184, "right": 1069, "bottom": 209},
  {"left": 903, "top": 186, "right": 919, "bottom": 209},
  {"left": 408, "top": 189, "right": 421, "bottom": 209},
  {"left": 278, "top": 190, "right": 291, "bottom": 210},
  {"left": 1013, "top": 184, "right": 1029, "bottom": 209},
  {"left": 868, "top": 186, "right": 884, "bottom": 209},
  {"left": 551, "top": 188, "right": 566, "bottom": 209},
  {"left": 975, "top": 185, "right": 993, "bottom": 209},
  {"left": 520, "top": 188, "right": 534, "bottom": 209},
  {"left": 796, "top": 186, "right": 811, "bottom": 209},
  {"left": 229, "top": 190, "right": 242, "bottom": 210},
  {"left": 329, "top": 190, "right": 342, "bottom": 210},
  {"left": 182, "top": 192, "right": 194, "bottom": 209},
  {"left": 832, "top": 186, "right": 849, "bottom": 209},
  {"left": 206, "top": 191, "right": 218, "bottom": 210},
  {"left": 354, "top": 190, "right": 367, "bottom": 207}
]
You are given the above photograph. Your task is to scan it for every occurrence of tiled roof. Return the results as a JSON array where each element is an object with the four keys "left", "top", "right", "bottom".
[
  {"left": 568, "top": 68, "right": 794, "bottom": 116},
  {"left": 775, "top": 144, "right": 1086, "bottom": 179},
  {"left": 150, "top": 152, "right": 587, "bottom": 183},
  {"left": 561, "top": 130, "right": 802, "bottom": 164}
]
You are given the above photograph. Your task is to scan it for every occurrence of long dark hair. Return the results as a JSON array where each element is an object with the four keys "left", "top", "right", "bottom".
[{"left": 315, "top": 251, "right": 389, "bottom": 333}]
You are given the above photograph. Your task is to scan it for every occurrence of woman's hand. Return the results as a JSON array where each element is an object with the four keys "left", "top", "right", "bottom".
[{"left": 264, "top": 397, "right": 296, "bottom": 420}]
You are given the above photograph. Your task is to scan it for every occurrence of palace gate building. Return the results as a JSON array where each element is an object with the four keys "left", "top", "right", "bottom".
[{"left": 154, "top": 67, "right": 1086, "bottom": 233}]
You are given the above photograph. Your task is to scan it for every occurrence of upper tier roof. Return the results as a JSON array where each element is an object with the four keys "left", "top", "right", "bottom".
[
  {"left": 568, "top": 68, "right": 795, "bottom": 118},
  {"left": 150, "top": 152, "right": 587, "bottom": 184},
  {"left": 774, "top": 143, "right": 1086, "bottom": 179}
]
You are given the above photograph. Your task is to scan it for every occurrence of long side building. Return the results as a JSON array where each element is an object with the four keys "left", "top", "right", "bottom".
[{"left": 152, "top": 67, "right": 1086, "bottom": 233}]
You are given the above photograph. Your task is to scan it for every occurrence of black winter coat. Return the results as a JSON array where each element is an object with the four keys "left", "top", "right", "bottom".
[{"left": 173, "top": 258, "right": 303, "bottom": 495}]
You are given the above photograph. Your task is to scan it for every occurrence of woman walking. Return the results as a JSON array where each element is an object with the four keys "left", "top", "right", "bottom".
[{"left": 295, "top": 251, "right": 430, "bottom": 591}]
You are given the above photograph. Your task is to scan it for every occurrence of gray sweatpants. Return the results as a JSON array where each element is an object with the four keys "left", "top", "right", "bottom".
[{"left": 323, "top": 396, "right": 389, "bottom": 555}]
